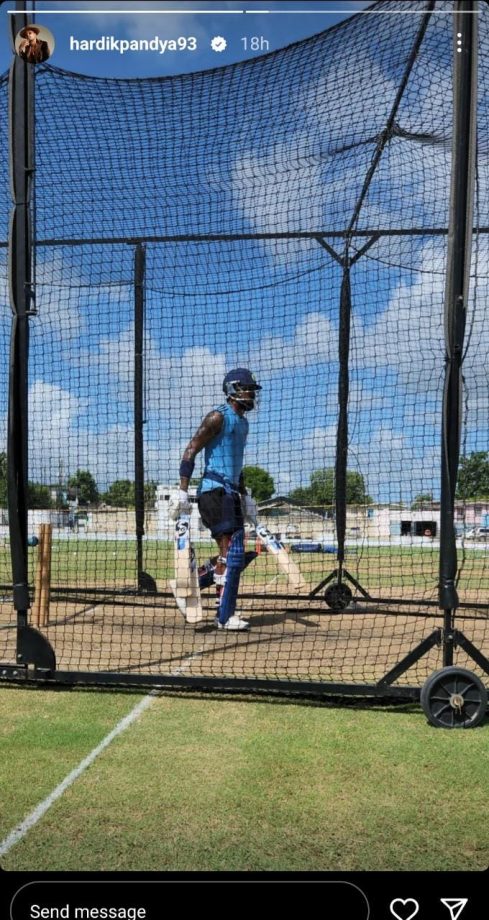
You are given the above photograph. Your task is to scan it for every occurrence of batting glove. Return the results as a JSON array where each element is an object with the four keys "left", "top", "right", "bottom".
[{"left": 169, "top": 489, "right": 192, "bottom": 520}]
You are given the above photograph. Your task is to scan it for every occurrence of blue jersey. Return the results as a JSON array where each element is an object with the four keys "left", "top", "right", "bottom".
[{"left": 198, "top": 403, "right": 249, "bottom": 495}]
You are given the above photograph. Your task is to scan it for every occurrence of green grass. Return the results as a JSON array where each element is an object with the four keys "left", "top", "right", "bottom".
[
  {"left": 0, "top": 540, "right": 488, "bottom": 599},
  {"left": 1, "top": 540, "right": 488, "bottom": 597},
  {"left": 1, "top": 687, "right": 488, "bottom": 872}
]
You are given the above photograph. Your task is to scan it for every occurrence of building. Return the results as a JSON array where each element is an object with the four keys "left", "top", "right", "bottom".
[
  {"left": 253, "top": 498, "right": 489, "bottom": 544},
  {"left": 254, "top": 497, "right": 333, "bottom": 542}
]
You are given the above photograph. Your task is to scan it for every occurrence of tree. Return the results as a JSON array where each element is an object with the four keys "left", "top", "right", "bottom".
[
  {"left": 144, "top": 480, "right": 157, "bottom": 509},
  {"left": 289, "top": 467, "right": 372, "bottom": 506},
  {"left": 103, "top": 480, "right": 158, "bottom": 509},
  {"left": 308, "top": 468, "right": 336, "bottom": 505},
  {"left": 456, "top": 452, "right": 489, "bottom": 501},
  {"left": 68, "top": 469, "right": 100, "bottom": 506},
  {"left": 103, "top": 480, "right": 135, "bottom": 508},
  {"left": 1, "top": 456, "right": 54, "bottom": 509},
  {"left": 243, "top": 465, "right": 275, "bottom": 502},
  {"left": 411, "top": 492, "right": 433, "bottom": 510},
  {"left": 27, "top": 483, "right": 53, "bottom": 509},
  {"left": 286, "top": 486, "right": 310, "bottom": 505}
]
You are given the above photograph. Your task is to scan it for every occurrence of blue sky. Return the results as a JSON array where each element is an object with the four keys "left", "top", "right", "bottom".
[{"left": 1, "top": 1, "right": 488, "bottom": 503}]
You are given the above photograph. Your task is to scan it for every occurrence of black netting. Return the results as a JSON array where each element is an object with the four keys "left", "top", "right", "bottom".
[
  {"left": 0, "top": 71, "right": 12, "bottom": 662},
  {"left": 1, "top": 1, "right": 488, "bottom": 693}
]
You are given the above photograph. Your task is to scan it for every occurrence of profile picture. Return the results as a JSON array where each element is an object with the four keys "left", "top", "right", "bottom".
[{"left": 15, "top": 24, "right": 54, "bottom": 65}]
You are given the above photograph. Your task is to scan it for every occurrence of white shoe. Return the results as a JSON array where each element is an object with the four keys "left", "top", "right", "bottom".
[{"left": 214, "top": 615, "right": 250, "bottom": 631}]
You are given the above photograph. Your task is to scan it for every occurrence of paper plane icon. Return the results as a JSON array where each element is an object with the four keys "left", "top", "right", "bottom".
[{"left": 440, "top": 899, "right": 468, "bottom": 920}]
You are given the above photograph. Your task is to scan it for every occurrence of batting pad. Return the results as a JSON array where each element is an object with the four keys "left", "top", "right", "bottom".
[{"left": 217, "top": 529, "right": 245, "bottom": 625}]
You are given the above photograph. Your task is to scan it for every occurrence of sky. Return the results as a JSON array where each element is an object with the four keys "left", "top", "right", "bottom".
[{"left": 1, "top": 1, "right": 488, "bottom": 504}]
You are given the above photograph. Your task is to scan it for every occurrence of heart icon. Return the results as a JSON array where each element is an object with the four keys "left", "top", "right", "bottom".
[{"left": 390, "top": 899, "right": 420, "bottom": 920}]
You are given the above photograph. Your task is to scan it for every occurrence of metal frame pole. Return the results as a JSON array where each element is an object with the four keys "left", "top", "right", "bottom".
[
  {"left": 134, "top": 242, "right": 146, "bottom": 590},
  {"left": 8, "top": 5, "right": 35, "bottom": 625},
  {"left": 439, "top": 1, "right": 478, "bottom": 664}
]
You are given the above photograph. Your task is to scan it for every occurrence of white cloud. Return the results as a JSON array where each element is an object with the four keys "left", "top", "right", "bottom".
[
  {"left": 247, "top": 413, "right": 440, "bottom": 504},
  {"left": 33, "top": 252, "right": 133, "bottom": 342},
  {"left": 74, "top": 323, "right": 228, "bottom": 480},
  {"left": 28, "top": 381, "right": 86, "bottom": 481},
  {"left": 78, "top": 321, "right": 226, "bottom": 420},
  {"left": 229, "top": 47, "right": 402, "bottom": 263},
  {"left": 226, "top": 14, "right": 485, "bottom": 265},
  {"left": 353, "top": 425, "right": 440, "bottom": 504},
  {"left": 18, "top": 374, "right": 442, "bottom": 502},
  {"left": 248, "top": 311, "right": 337, "bottom": 375},
  {"left": 351, "top": 237, "right": 489, "bottom": 390},
  {"left": 25, "top": 379, "right": 143, "bottom": 487}
]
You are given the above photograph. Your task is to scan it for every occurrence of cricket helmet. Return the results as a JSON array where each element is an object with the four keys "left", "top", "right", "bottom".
[{"left": 223, "top": 369, "right": 262, "bottom": 409}]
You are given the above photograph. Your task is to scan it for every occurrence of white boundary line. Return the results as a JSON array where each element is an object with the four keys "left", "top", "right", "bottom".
[
  {"left": 0, "top": 691, "right": 159, "bottom": 858},
  {"left": 0, "top": 643, "right": 206, "bottom": 859}
]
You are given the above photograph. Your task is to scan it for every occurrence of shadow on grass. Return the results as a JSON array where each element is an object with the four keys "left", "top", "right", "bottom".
[
  {"left": 5, "top": 679, "right": 489, "bottom": 727},
  {"left": 0, "top": 677, "right": 428, "bottom": 714}
]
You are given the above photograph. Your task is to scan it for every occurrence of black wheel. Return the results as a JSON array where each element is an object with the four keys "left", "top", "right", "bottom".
[
  {"left": 324, "top": 582, "right": 352, "bottom": 610},
  {"left": 420, "top": 667, "right": 488, "bottom": 729}
]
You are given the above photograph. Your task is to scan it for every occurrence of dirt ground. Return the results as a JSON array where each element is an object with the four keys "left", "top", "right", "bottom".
[{"left": 1, "top": 584, "right": 488, "bottom": 690}]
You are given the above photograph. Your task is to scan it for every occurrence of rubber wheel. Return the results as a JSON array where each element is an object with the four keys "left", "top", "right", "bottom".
[
  {"left": 420, "top": 666, "right": 488, "bottom": 729},
  {"left": 324, "top": 582, "right": 352, "bottom": 610}
]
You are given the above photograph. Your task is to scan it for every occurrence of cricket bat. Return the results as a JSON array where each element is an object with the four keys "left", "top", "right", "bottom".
[
  {"left": 169, "top": 514, "right": 204, "bottom": 624},
  {"left": 255, "top": 523, "right": 308, "bottom": 591}
]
